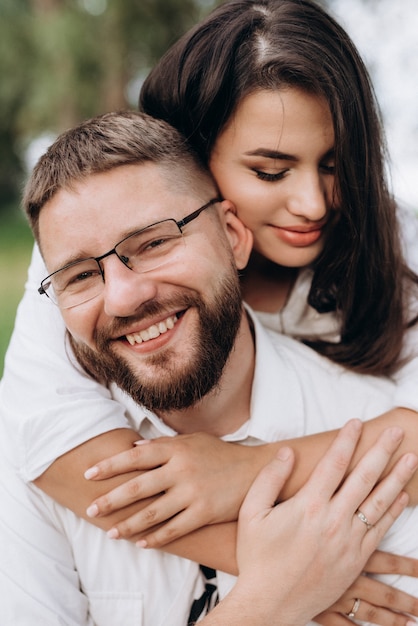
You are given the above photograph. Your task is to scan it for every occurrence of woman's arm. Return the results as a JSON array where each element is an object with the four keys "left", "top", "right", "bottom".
[
  {"left": 33, "top": 419, "right": 418, "bottom": 623},
  {"left": 63, "top": 407, "right": 418, "bottom": 549},
  {"left": 34, "top": 413, "right": 418, "bottom": 565}
]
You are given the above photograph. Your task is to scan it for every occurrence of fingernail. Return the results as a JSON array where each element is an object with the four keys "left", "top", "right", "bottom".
[
  {"left": 405, "top": 453, "right": 418, "bottom": 471},
  {"left": 388, "top": 426, "right": 404, "bottom": 442},
  {"left": 398, "top": 492, "right": 409, "bottom": 506},
  {"left": 84, "top": 466, "right": 99, "bottom": 479},
  {"left": 86, "top": 503, "right": 99, "bottom": 518},
  {"left": 349, "top": 418, "right": 362, "bottom": 432},
  {"left": 107, "top": 528, "right": 119, "bottom": 539},
  {"left": 276, "top": 447, "right": 292, "bottom": 461},
  {"left": 136, "top": 539, "right": 147, "bottom": 548},
  {"left": 134, "top": 439, "right": 150, "bottom": 446}
]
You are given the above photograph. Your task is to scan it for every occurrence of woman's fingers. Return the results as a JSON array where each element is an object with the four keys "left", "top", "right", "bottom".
[
  {"left": 365, "top": 550, "right": 418, "bottom": 578},
  {"left": 84, "top": 438, "right": 170, "bottom": 480},
  {"left": 106, "top": 493, "right": 193, "bottom": 544},
  {"left": 324, "top": 572, "right": 418, "bottom": 622},
  {"left": 86, "top": 465, "right": 173, "bottom": 517},
  {"left": 105, "top": 448, "right": 294, "bottom": 547},
  {"left": 318, "top": 600, "right": 416, "bottom": 626}
]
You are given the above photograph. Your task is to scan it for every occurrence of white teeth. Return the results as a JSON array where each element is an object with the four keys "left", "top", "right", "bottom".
[
  {"left": 125, "top": 315, "right": 178, "bottom": 345},
  {"left": 148, "top": 325, "right": 160, "bottom": 339},
  {"left": 140, "top": 329, "right": 150, "bottom": 342}
]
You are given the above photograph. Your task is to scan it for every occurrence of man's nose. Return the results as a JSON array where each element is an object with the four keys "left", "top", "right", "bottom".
[
  {"left": 287, "top": 172, "right": 328, "bottom": 222},
  {"left": 101, "top": 255, "right": 158, "bottom": 318}
]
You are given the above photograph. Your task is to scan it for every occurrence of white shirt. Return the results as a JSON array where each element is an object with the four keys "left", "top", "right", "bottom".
[
  {"left": 1, "top": 310, "right": 417, "bottom": 625},
  {"left": 2, "top": 204, "right": 418, "bottom": 483}
]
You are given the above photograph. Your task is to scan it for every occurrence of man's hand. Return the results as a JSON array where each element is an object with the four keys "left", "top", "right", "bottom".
[{"left": 206, "top": 420, "right": 417, "bottom": 626}]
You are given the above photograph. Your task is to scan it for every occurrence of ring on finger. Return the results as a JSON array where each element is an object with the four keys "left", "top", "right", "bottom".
[
  {"left": 346, "top": 598, "right": 361, "bottom": 619},
  {"left": 355, "top": 509, "right": 373, "bottom": 530}
]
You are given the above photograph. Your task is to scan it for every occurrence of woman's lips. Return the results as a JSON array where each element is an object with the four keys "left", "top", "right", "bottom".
[{"left": 274, "top": 225, "right": 323, "bottom": 247}]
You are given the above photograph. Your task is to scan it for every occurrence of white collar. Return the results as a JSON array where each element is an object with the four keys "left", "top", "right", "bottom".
[{"left": 111, "top": 305, "right": 306, "bottom": 443}]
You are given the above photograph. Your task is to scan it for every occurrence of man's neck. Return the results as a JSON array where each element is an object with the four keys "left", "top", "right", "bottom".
[{"left": 157, "top": 311, "right": 255, "bottom": 437}]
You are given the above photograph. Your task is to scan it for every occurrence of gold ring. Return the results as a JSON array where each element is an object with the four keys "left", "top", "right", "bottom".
[
  {"left": 356, "top": 509, "right": 373, "bottom": 530},
  {"left": 346, "top": 597, "right": 361, "bottom": 618}
]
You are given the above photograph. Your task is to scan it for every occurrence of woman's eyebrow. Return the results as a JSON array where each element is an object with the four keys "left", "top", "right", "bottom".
[
  {"left": 245, "top": 147, "right": 336, "bottom": 161},
  {"left": 244, "top": 148, "right": 298, "bottom": 161}
]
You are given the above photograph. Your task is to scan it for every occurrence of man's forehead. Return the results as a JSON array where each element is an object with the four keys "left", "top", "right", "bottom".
[{"left": 38, "top": 163, "right": 208, "bottom": 270}]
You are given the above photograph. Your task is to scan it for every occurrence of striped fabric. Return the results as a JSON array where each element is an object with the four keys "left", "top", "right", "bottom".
[{"left": 187, "top": 565, "right": 219, "bottom": 624}]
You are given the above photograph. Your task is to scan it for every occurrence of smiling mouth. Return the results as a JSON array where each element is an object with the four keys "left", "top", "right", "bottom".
[
  {"left": 125, "top": 313, "right": 180, "bottom": 345},
  {"left": 274, "top": 225, "right": 323, "bottom": 247}
]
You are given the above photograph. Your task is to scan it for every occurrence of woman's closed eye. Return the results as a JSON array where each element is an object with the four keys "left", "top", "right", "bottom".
[{"left": 253, "top": 169, "right": 289, "bottom": 182}]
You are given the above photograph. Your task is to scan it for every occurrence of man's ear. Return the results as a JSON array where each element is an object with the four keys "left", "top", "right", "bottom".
[{"left": 220, "top": 200, "right": 253, "bottom": 270}]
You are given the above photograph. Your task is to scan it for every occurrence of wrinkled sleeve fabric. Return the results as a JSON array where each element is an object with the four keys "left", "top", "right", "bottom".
[
  {"left": 0, "top": 244, "right": 132, "bottom": 482},
  {"left": 0, "top": 432, "right": 94, "bottom": 626}
]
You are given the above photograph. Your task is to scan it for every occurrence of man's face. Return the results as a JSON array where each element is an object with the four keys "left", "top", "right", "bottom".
[{"left": 39, "top": 163, "right": 249, "bottom": 411}]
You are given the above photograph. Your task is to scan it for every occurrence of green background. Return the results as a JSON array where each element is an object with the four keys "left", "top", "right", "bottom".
[{"left": 0, "top": 212, "right": 33, "bottom": 377}]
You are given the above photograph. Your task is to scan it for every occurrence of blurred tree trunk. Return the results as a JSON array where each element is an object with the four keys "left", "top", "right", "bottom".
[{"left": 100, "top": 3, "right": 129, "bottom": 112}]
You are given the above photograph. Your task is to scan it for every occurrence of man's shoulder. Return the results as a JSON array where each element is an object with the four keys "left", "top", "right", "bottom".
[{"left": 263, "top": 325, "right": 339, "bottom": 371}]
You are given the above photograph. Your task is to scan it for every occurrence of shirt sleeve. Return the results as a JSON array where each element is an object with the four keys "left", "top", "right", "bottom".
[
  {"left": 0, "top": 243, "right": 132, "bottom": 482},
  {"left": 0, "top": 435, "right": 94, "bottom": 626}
]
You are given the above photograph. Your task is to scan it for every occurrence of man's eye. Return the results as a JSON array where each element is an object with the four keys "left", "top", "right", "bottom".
[
  {"left": 65, "top": 269, "right": 99, "bottom": 288},
  {"left": 146, "top": 237, "right": 170, "bottom": 249},
  {"left": 73, "top": 271, "right": 96, "bottom": 282},
  {"left": 139, "top": 234, "right": 180, "bottom": 253}
]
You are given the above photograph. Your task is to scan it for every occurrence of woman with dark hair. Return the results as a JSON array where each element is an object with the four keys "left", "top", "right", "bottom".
[{"left": 140, "top": 0, "right": 417, "bottom": 377}]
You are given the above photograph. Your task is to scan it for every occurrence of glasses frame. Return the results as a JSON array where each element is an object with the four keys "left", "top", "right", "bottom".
[{"left": 38, "top": 197, "right": 222, "bottom": 306}]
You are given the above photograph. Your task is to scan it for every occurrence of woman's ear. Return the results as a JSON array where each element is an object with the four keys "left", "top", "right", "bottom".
[{"left": 220, "top": 200, "right": 253, "bottom": 270}]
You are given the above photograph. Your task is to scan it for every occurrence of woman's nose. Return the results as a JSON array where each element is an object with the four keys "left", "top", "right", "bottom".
[{"left": 286, "top": 172, "right": 329, "bottom": 222}]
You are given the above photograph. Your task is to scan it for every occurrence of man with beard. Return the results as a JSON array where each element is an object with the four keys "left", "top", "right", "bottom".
[{"left": 1, "top": 110, "right": 418, "bottom": 626}]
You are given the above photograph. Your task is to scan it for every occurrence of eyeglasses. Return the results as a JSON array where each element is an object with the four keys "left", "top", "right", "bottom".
[{"left": 39, "top": 197, "right": 221, "bottom": 309}]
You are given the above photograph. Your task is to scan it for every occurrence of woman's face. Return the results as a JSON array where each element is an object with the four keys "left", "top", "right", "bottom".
[{"left": 209, "top": 88, "right": 339, "bottom": 268}]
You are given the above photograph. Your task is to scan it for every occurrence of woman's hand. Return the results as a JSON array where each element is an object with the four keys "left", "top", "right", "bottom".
[
  {"left": 84, "top": 432, "right": 265, "bottom": 544},
  {"left": 315, "top": 552, "right": 418, "bottom": 625}
]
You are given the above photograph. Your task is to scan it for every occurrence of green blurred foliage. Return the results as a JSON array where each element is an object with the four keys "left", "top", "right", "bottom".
[
  {"left": 0, "top": 211, "right": 33, "bottom": 377},
  {"left": 0, "top": 0, "right": 219, "bottom": 214}
]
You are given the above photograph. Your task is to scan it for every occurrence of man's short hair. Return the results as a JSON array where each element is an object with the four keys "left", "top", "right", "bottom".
[{"left": 24, "top": 110, "right": 217, "bottom": 240}]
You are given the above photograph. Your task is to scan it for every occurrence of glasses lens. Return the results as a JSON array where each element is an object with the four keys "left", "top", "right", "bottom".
[
  {"left": 116, "top": 220, "right": 184, "bottom": 273},
  {"left": 44, "top": 259, "right": 103, "bottom": 308},
  {"left": 40, "top": 220, "right": 187, "bottom": 308}
]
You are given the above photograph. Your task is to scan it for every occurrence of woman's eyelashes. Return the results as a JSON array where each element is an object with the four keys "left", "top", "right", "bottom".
[
  {"left": 252, "top": 158, "right": 335, "bottom": 182},
  {"left": 254, "top": 169, "right": 288, "bottom": 182}
]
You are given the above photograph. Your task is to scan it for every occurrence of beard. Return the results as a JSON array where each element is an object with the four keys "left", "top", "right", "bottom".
[{"left": 69, "top": 270, "right": 243, "bottom": 412}]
